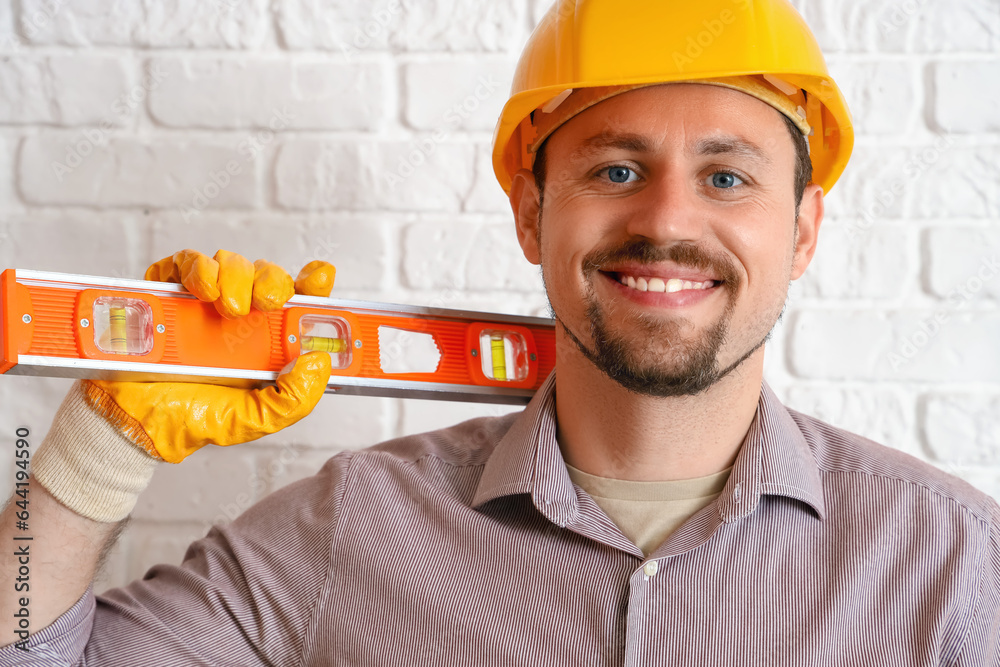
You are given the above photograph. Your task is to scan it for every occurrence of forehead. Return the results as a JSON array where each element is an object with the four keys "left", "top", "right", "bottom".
[{"left": 545, "top": 83, "right": 793, "bottom": 161}]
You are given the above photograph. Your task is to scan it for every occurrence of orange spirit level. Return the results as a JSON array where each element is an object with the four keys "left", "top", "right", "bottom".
[{"left": 0, "top": 269, "right": 556, "bottom": 404}]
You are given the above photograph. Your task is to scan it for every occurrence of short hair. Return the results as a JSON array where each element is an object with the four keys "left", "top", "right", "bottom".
[{"left": 532, "top": 112, "right": 813, "bottom": 211}]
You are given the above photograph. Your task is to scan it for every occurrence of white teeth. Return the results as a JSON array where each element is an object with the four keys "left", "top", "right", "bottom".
[{"left": 617, "top": 274, "right": 717, "bottom": 293}]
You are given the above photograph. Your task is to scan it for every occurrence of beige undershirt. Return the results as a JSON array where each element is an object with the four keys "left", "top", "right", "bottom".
[{"left": 566, "top": 463, "right": 732, "bottom": 557}]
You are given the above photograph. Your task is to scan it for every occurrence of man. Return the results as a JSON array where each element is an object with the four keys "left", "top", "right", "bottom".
[{"left": 2, "top": 0, "right": 998, "bottom": 664}]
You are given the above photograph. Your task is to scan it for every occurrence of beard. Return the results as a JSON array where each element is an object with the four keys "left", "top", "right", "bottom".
[{"left": 545, "top": 238, "right": 777, "bottom": 397}]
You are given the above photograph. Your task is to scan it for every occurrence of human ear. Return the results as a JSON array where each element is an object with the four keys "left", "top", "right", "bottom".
[
  {"left": 790, "top": 183, "right": 824, "bottom": 280},
  {"left": 509, "top": 168, "right": 542, "bottom": 266}
]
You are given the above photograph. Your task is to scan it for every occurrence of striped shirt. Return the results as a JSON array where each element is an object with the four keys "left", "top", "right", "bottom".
[{"left": 3, "top": 372, "right": 999, "bottom": 666}]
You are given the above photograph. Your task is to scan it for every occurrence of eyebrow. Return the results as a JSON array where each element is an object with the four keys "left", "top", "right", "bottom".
[
  {"left": 569, "top": 132, "right": 773, "bottom": 166},
  {"left": 570, "top": 133, "right": 654, "bottom": 161},
  {"left": 693, "top": 136, "right": 772, "bottom": 165}
]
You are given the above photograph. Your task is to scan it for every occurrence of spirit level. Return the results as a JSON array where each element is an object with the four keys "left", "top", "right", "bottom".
[{"left": 0, "top": 269, "right": 556, "bottom": 404}]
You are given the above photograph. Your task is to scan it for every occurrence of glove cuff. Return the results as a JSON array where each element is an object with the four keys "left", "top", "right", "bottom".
[{"left": 32, "top": 382, "right": 160, "bottom": 523}]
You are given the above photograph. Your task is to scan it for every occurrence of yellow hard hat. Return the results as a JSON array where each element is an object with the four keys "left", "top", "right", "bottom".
[{"left": 491, "top": 0, "right": 854, "bottom": 195}]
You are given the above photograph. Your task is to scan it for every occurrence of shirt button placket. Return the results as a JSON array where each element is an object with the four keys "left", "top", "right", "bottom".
[{"left": 625, "top": 560, "right": 660, "bottom": 667}]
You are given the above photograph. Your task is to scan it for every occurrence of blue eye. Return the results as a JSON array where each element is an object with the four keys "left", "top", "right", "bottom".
[
  {"left": 605, "top": 166, "right": 636, "bottom": 184},
  {"left": 710, "top": 172, "right": 743, "bottom": 189}
]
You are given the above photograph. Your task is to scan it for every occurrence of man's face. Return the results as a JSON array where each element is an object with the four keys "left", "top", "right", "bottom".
[{"left": 511, "top": 83, "right": 823, "bottom": 396}]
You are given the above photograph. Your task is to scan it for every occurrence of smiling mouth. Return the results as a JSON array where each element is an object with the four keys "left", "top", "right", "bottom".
[{"left": 607, "top": 272, "right": 720, "bottom": 294}]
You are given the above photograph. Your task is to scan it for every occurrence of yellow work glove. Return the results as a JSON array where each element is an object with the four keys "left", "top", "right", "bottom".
[
  {"left": 32, "top": 250, "right": 338, "bottom": 522},
  {"left": 100, "top": 249, "right": 338, "bottom": 463}
]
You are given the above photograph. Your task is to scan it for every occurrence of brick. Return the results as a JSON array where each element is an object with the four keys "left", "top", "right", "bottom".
[
  {"left": 825, "top": 144, "right": 1000, "bottom": 221},
  {"left": 133, "top": 445, "right": 258, "bottom": 522},
  {"left": 910, "top": 0, "right": 1000, "bottom": 52},
  {"left": 276, "top": 0, "right": 392, "bottom": 52},
  {"left": 789, "top": 309, "right": 1000, "bottom": 382},
  {"left": 255, "top": 395, "right": 391, "bottom": 450},
  {"left": 761, "top": 319, "right": 791, "bottom": 383},
  {"left": 402, "top": 221, "right": 542, "bottom": 292},
  {"left": 825, "top": 59, "right": 920, "bottom": 136},
  {"left": 783, "top": 385, "right": 919, "bottom": 456},
  {"left": 275, "top": 139, "right": 477, "bottom": 212},
  {"left": 464, "top": 143, "right": 514, "bottom": 214},
  {"left": 123, "top": 521, "right": 211, "bottom": 582},
  {"left": 150, "top": 58, "right": 386, "bottom": 131},
  {"left": 257, "top": 448, "right": 338, "bottom": 496},
  {"left": 796, "top": 223, "right": 912, "bottom": 300},
  {"left": 923, "top": 393, "right": 1000, "bottom": 467},
  {"left": 797, "top": 0, "right": 1000, "bottom": 53},
  {"left": 150, "top": 214, "right": 388, "bottom": 292},
  {"left": 398, "top": 399, "right": 521, "bottom": 438},
  {"left": 1, "top": 212, "right": 147, "bottom": 277},
  {"left": 0, "top": 55, "right": 133, "bottom": 125},
  {"left": 389, "top": 0, "right": 527, "bottom": 52},
  {"left": 404, "top": 60, "right": 515, "bottom": 132},
  {"left": 933, "top": 61, "right": 1000, "bottom": 133},
  {"left": 0, "top": 2, "right": 14, "bottom": 45},
  {"left": 20, "top": 0, "right": 269, "bottom": 48},
  {"left": 0, "top": 133, "right": 14, "bottom": 208},
  {"left": 925, "top": 228, "right": 1000, "bottom": 302},
  {"left": 18, "top": 135, "right": 260, "bottom": 208},
  {"left": 277, "top": 0, "right": 528, "bottom": 53}
]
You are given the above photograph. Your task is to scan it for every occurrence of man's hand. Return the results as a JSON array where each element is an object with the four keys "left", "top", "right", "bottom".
[
  {"left": 96, "top": 249, "right": 337, "bottom": 463},
  {"left": 145, "top": 249, "right": 336, "bottom": 316},
  {"left": 0, "top": 250, "right": 338, "bottom": 649}
]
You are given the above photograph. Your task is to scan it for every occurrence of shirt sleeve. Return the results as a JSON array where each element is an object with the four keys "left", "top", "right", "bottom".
[
  {"left": 953, "top": 502, "right": 1000, "bottom": 667},
  {"left": 0, "top": 452, "right": 352, "bottom": 667},
  {"left": 0, "top": 587, "right": 96, "bottom": 666}
]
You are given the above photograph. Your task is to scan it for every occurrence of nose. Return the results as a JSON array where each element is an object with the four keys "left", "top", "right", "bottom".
[{"left": 623, "top": 171, "right": 706, "bottom": 246}]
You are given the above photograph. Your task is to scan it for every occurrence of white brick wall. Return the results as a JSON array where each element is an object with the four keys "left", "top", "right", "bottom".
[{"left": 0, "top": 0, "right": 997, "bottom": 594}]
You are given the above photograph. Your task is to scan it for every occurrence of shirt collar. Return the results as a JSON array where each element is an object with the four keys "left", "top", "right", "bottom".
[{"left": 472, "top": 371, "right": 826, "bottom": 524}]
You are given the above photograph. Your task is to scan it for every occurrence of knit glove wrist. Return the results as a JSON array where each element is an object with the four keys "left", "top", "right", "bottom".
[{"left": 31, "top": 381, "right": 159, "bottom": 523}]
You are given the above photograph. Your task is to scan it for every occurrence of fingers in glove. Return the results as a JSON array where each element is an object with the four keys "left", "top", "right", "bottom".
[
  {"left": 251, "top": 259, "right": 295, "bottom": 312},
  {"left": 173, "top": 249, "right": 221, "bottom": 302},
  {"left": 145, "top": 255, "right": 181, "bottom": 283},
  {"left": 241, "top": 352, "right": 332, "bottom": 437},
  {"left": 294, "top": 260, "right": 337, "bottom": 297},
  {"left": 213, "top": 249, "right": 255, "bottom": 319}
]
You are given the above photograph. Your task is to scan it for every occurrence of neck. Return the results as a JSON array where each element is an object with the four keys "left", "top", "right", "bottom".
[{"left": 554, "top": 331, "right": 764, "bottom": 482}]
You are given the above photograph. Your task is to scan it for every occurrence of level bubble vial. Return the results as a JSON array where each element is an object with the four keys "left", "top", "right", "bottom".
[
  {"left": 299, "top": 314, "right": 352, "bottom": 369},
  {"left": 479, "top": 330, "right": 529, "bottom": 382},
  {"left": 92, "top": 297, "right": 155, "bottom": 356}
]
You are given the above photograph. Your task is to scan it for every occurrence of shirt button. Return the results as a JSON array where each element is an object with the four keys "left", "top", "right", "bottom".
[{"left": 643, "top": 561, "right": 659, "bottom": 578}]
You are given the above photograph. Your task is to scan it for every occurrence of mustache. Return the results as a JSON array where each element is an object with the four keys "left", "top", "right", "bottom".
[{"left": 581, "top": 240, "right": 741, "bottom": 287}]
